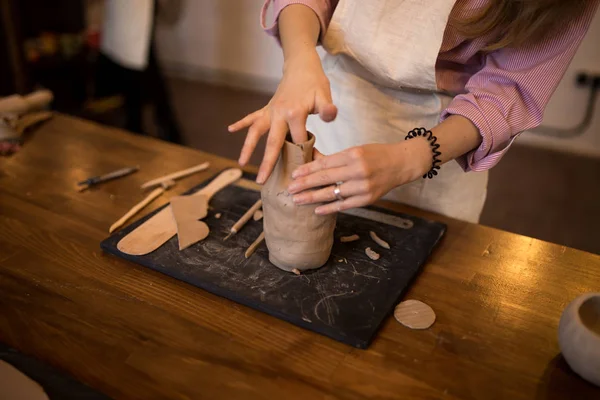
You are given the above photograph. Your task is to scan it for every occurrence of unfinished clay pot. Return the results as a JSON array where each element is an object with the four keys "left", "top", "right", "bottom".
[{"left": 261, "top": 133, "right": 336, "bottom": 272}]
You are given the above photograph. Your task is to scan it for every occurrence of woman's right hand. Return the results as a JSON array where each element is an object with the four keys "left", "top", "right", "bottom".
[{"left": 228, "top": 48, "right": 338, "bottom": 184}]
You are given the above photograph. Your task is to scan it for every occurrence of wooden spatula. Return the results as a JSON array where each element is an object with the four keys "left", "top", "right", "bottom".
[{"left": 117, "top": 168, "right": 242, "bottom": 255}]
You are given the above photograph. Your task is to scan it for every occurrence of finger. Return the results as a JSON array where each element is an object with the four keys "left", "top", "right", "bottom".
[
  {"left": 292, "top": 179, "right": 366, "bottom": 205},
  {"left": 238, "top": 117, "right": 270, "bottom": 166},
  {"left": 313, "top": 148, "right": 324, "bottom": 160},
  {"left": 291, "top": 151, "right": 349, "bottom": 179},
  {"left": 287, "top": 108, "right": 308, "bottom": 144},
  {"left": 256, "top": 118, "right": 288, "bottom": 184},
  {"left": 228, "top": 110, "right": 262, "bottom": 132},
  {"left": 288, "top": 166, "right": 354, "bottom": 194},
  {"left": 315, "top": 194, "right": 372, "bottom": 215},
  {"left": 315, "top": 90, "right": 338, "bottom": 122}
]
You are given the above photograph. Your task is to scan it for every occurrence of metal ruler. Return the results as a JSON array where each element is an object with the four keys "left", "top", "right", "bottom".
[{"left": 341, "top": 208, "right": 414, "bottom": 229}]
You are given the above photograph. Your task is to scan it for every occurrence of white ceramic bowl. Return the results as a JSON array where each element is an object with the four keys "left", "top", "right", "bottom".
[{"left": 558, "top": 292, "right": 600, "bottom": 386}]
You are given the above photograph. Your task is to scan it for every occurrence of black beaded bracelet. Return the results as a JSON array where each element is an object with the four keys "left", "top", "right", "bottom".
[{"left": 405, "top": 127, "right": 442, "bottom": 179}]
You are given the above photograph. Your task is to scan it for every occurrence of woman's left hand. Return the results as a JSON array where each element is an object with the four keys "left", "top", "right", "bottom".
[{"left": 288, "top": 139, "right": 432, "bottom": 215}]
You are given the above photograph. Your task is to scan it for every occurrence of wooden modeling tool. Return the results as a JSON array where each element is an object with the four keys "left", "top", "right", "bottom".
[
  {"left": 224, "top": 199, "right": 262, "bottom": 241},
  {"left": 109, "top": 180, "right": 175, "bottom": 234},
  {"left": 140, "top": 162, "right": 210, "bottom": 190},
  {"left": 170, "top": 195, "right": 210, "bottom": 250},
  {"left": 78, "top": 166, "right": 139, "bottom": 192},
  {"left": 117, "top": 168, "right": 242, "bottom": 255},
  {"left": 244, "top": 231, "right": 265, "bottom": 259}
]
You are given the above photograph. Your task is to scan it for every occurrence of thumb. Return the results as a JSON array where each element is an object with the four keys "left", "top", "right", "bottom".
[{"left": 315, "top": 90, "right": 338, "bottom": 123}]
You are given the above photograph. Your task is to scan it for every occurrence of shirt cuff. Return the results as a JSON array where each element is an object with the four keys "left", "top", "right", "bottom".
[{"left": 441, "top": 95, "right": 520, "bottom": 172}]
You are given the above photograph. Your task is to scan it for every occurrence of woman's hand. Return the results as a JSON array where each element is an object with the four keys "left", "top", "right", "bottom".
[
  {"left": 228, "top": 48, "right": 337, "bottom": 184},
  {"left": 287, "top": 138, "right": 433, "bottom": 215}
]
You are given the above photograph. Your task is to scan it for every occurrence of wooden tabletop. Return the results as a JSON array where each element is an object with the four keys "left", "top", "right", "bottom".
[{"left": 1, "top": 115, "right": 599, "bottom": 400}]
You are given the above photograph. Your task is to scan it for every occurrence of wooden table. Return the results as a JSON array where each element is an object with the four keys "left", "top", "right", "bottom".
[{"left": 1, "top": 115, "right": 599, "bottom": 399}]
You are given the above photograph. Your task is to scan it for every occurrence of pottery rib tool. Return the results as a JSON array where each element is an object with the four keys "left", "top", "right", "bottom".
[
  {"left": 78, "top": 166, "right": 139, "bottom": 192},
  {"left": 170, "top": 195, "right": 210, "bottom": 250},
  {"left": 140, "top": 162, "right": 210, "bottom": 190},
  {"left": 117, "top": 168, "right": 243, "bottom": 255},
  {"left": 109, "top": 180, "right": 175, "bottom": 234},
  {"left": 224, "top": 199, "right": 262, "bottom": 241},
  {"left": 244, "top": 231, "right": 265, "bottom": 259}
]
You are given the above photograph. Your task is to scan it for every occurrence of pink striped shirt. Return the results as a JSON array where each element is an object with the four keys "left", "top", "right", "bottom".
[{"left": 261, "top": 0, "right": 598, "bottom": 171}]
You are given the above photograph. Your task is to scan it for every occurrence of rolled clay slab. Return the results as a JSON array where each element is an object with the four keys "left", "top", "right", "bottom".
[
  {"left": 394, "top": 300, "right": 436, "bottom": 330},
  {"left": 261, "top": 133, "right": 337, "bottom": 272}
]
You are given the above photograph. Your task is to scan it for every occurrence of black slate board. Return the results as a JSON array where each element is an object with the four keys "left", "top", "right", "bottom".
[{"left": 101, "top": 171, "right": 446, "bottom": 348}]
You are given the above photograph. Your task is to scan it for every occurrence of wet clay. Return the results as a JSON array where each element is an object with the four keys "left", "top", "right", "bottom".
[{"left": 261, "top": 133, "right": 337, "bottom": 272}]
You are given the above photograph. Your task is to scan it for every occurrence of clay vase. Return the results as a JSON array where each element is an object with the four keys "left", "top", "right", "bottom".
[
  {"left": 261, "top": 133, "right": 337, "bottom": 272},
  {"left": 558, "top": 292, "right": 600, "bottom": 386}
]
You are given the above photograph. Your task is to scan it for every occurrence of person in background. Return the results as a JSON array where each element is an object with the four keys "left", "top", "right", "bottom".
[
  {"left": 229, "top": 0, "right": 598, "bottom": 223},
  {"left": 96, "top": 0, "right": 181, "bottom": 143}
]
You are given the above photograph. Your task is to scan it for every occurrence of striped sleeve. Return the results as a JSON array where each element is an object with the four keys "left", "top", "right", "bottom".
[
  {"left": 260, "top": 0, "right": 336, "bottom": 41},
  {"left": 441, "top": 2, "right": 599, "bottom": 172}
]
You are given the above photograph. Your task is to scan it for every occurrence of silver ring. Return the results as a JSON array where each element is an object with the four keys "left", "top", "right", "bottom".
[{"left": 333, "top": 182, "right": 344, "bottom": 201}]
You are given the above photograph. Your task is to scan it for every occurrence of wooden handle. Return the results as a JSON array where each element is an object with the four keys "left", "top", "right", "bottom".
[
  {"left": 231, "top": 199, "right": 262, "bottom": 234},
  {"left": 109, "top": 187, "right": 164, "bottom": 233},
  {"left": 117, "top": 168, "right": 242, "bottom": 256},
  {"left": 194, "top": 168, "right": 243, "bottom": 201},
  {"left": 23, "top": 90, "right": 53, "bottom": 112},
  {"left": 140, "top": 162, "right": 210, "bottom": 190},
  {"left": 244, "top": 231, "right": 265, "bottom": 259}
]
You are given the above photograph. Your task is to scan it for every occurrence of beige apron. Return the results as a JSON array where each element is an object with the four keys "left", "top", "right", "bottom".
[{"left": 306, "top": 0, "right": 488, "bottom": 223}]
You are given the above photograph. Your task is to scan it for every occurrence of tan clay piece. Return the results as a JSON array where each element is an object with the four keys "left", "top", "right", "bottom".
[
  {"left": 369, "top": 231, "right": 390, "bottom": 249},
  {"left": 365, "top": 247, "right": 380, "bottom": 260},
  {"left": 215, "top": 213, "right": 222, "bottom": 219},
  {"left": 292, "top": 268, "right": 301, "bottom": 275},
  {"left": 0, "top": 360, "right": 49, "bottom": 400},
  {"left": 394, "top": 300, "right": 436, "bottom": 330},
  {"left": 340, "top": 234, "right": 360, "bottom": 243},
  {"left": 261, "top": 133, "right": 337, "bottom": 272},
  {"left": 253, "top": 210, "right": 263, "bottom": 221},
  {"left": 244, "top": 231, "right": 265, "bottom": 259},
  {"left": 170, "top": 195, "right": 210, "bottom": 250},
  {"left": 117, "top": 168, "right": 242, "bottom": 255}
]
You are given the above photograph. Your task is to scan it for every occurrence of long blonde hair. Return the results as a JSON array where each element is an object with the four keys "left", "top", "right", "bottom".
[{"left": 453, "top": 0, "right": 589, "bottom": 51}]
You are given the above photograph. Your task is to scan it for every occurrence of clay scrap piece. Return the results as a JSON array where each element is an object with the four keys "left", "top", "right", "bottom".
[
  {"left": 394, "top": 300, "right": 436, "bottom": 330},
  {"left": 292, "top": 268, "right": 301, "bottom": 275},
  {"left": 340, "top": 234, "right": 360, "bottom": 243},
  {"left": 369, "top": 231, "right": 390, "bottom": 249},
  {"left": 215, "top": 213, "right": 222, "bottom": 219},
  {"left": 365, "top": 247, "right": 380, "bottom": 260},
  {"left": 261, "top": 133, "right": 337, "bottom": 272},
  {"left": 253, "top": 210, "right": 263, "bottom": 221},
  {"left": 170, "top": 195, "right": 210, "bottom": 250}
]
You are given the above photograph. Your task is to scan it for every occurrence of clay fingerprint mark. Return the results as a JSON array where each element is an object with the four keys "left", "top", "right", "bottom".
[{"left": 314, "top": 292, "right": 351, "bottom": 326}]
